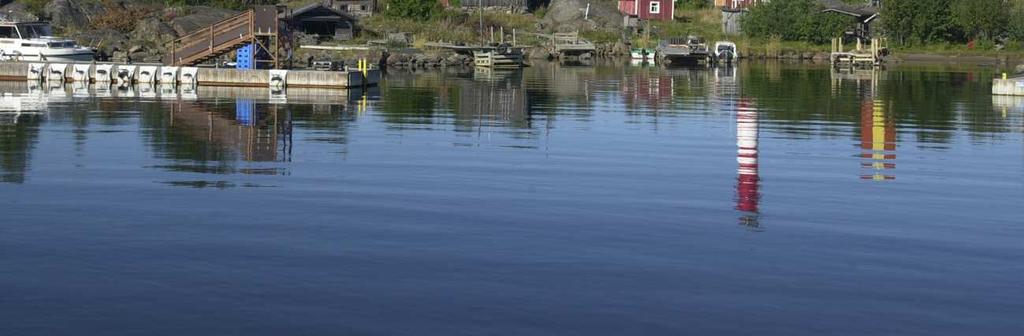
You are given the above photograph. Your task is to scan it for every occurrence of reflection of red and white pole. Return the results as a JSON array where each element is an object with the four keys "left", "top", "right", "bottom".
[{"left": 736, "top": 99, "right": 760, "bottom": 217}]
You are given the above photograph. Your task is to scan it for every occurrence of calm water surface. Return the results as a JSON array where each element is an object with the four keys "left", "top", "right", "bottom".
[{"left": 1, "top": 62, "right": 1022, "bottom": 335}]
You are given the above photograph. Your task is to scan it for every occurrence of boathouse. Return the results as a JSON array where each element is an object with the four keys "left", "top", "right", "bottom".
[{"left": 282, "top": 4, "right": 358, "bottom": 41}]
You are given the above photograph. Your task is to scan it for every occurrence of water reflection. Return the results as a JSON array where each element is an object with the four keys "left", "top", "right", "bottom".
[
  {"left": 0, "top": 63, "right": 1019, "bottom": 189},
  {"left": 0, "top": 81, "right": 374, "bottom": 185},
  {"left": 860, "top": 97, "right": 897, "bottom": 180},
  {"left": 834, "top": 69, "right": 898, "bottom": 181},
  {"left": 736, "top": 98, "right": 761, "bottom": 229}
]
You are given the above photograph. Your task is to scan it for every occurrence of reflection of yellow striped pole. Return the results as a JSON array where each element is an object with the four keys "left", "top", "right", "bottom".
[{"left": 871, "top": 99, "right": 887, "bottom": 180}]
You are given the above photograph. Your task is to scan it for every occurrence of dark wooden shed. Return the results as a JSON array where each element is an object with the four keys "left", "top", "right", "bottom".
[{"left": 282, "top": 4, "right": 357, "bottom": 41}]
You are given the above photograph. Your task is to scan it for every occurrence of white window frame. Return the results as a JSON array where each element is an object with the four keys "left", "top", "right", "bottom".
[{"left": 649, "top": 1, "right": 660, "bottom": 14}]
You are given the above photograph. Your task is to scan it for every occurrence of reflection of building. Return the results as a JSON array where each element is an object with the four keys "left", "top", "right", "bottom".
[
  {"left": 860, "top": 98, "right": 896, "bottom": 180},
  {"left": 736, "top": 99, "right": 760, "bottom": 228},
  {"left": 621, "top": 73, "right": 674, "bottom": 108}
]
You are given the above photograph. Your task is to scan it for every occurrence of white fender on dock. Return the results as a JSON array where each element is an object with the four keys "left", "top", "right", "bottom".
[
  {"left": 115, "top": 65, "right": 137, "bottom": 84},
  {"left": 71, "top": 64, "right": 92, "bottom": 83},
  {"left": 159, "top": 66, "right": 179, "bottom": 84},
  {"left": 93, "top": 64, "right": 114, "bottom": 82},
  {"left": 269, "top": 70, "right": 288, "bottom": 88},
  {"left": 179, "top": 67, "right": 198, "bottom": 85},
  {"left": 47, "top": 63, "right": 69, "bottom": 82},
  {"left": 137, "top": 65, "right": 159, "bottom": 84},
  {"left": 27, "top": 63, "right": 46, "bottom": 81}
]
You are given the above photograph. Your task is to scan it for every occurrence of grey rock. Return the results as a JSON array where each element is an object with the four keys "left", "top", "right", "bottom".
[
  {"left": 170, "top": 7, "right": 238, "bottom": 36},
  {"left": 1016, "top": 64, "right": 1024, "bottom": 74},
  {"left": 0, "top": 2, "right": 41, "bottom": 22},
  {"left": 45, "top": 0, "right": 103, "bottom": 31},
  {"left": 541, "top": 0, "right": 622, "bottom": 33},
  {"left": 132, "top": 17, "right": 177, "bottom": 46}
]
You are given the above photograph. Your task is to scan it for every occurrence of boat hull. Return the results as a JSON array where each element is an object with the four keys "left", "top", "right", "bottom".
[{"left": 2, "top": 51, "right": 95, "bottom": 63}]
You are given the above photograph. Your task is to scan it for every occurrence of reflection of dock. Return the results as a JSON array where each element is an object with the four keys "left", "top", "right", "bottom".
[
  {"left": 992, "top": 76, "right": 1024, "bottom": 96},
  {"left": 167, "top": 100, "right": 288, "bottom": 162},
  {"left": 456, "top": 69, "right": 529, "bottom": 129}
]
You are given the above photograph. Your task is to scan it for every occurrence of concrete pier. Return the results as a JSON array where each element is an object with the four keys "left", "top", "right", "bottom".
[
  {"left": 992, "top": 77, "right": 1024, "bottom": 96},
  {"left": 0, "top": 61, "right": 379, "bottom": 89}
]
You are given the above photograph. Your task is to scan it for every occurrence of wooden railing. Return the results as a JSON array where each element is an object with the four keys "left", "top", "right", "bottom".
[{"left": 165, "top": 10, "right": 255, "bottom": 66}]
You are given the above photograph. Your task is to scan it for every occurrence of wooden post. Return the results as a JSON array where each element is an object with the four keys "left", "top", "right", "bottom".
[
  {"left": 513, "top": 29, "right": 516, "bottom": 46},
  {"left": 209, "top": 24, "right": 214, "bottom": 55},
  {"left": 490, "top": 27, "right": 494, "bottom": 44},
  {"left": 500, "top": 27, "right": 504, "bottom": 44}
]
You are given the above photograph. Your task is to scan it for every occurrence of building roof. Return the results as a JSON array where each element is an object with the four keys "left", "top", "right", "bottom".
[
  {"left": 819, "top": 0, "right": 879, "bottom": 18},
  {"left": 282, "top": 3, "right": 356, "bottom": 21}
]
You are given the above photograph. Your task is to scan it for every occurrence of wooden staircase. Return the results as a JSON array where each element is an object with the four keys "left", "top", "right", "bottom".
[{"left": 165, "top": 9, "right": 273, "bottom": 67}]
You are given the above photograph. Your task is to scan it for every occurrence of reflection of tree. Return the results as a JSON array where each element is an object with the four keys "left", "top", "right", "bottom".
[
  {"left": 377, "top": 86, "right": 440, "bottom": 125},
  {"left": 379, "top": 69, "right": 533, "bottom": 134},
  {"left": 138, "top": 101, "right": 237, "bottom": 166},
  {"left": 0, "top": 115, "right": 41, "bottom": 183}
]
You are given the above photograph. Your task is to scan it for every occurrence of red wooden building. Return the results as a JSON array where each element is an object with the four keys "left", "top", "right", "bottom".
[{"left": 618, "top": 0, "right": 675, "bottom": 21}]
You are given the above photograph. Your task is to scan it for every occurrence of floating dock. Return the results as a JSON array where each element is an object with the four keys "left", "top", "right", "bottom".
[
  {"left": 0, "top": 61, "right": 379, "bottom": 89},
  {"left": 992, "top": 75, "right": 1024, "bottom": 96}
]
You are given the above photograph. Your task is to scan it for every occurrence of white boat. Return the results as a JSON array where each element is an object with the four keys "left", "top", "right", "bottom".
[
  {"left": 630, "top": 48, "right": 655, "bottom": 61},
  {"left": 0, "top": 20, "right": 95, "bottom": 62},
  {"left": 713, "top": 41, "right": 739, "bottom": 64}
]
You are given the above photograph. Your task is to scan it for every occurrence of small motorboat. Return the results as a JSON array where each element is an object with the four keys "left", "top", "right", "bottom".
[{"left": 713, "top": 41, "right": 739, "bottom": 65}]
